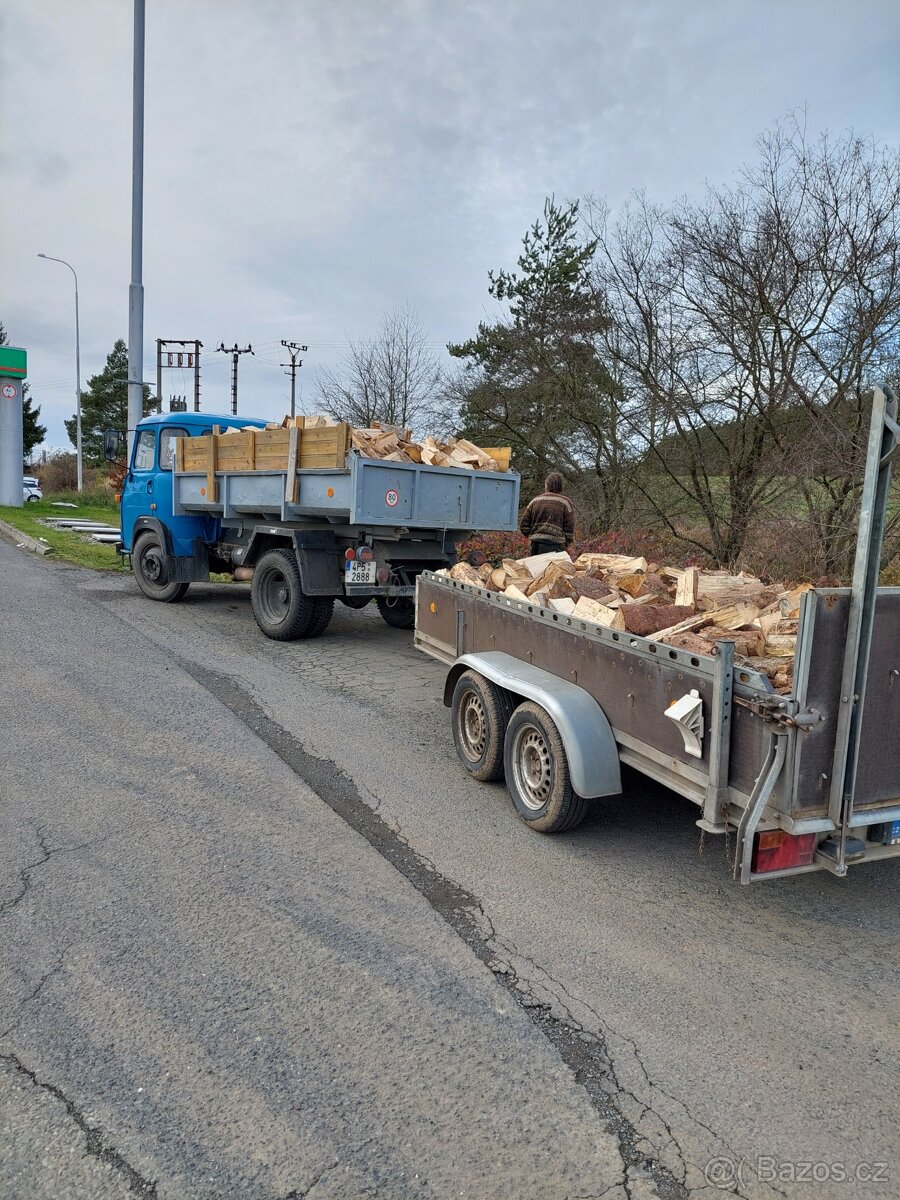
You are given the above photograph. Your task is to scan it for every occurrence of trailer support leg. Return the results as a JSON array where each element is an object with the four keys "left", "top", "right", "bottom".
[
  {"left": 734, "top": 731, "right": 789, "bottom": 884},
  {"left": 699, "top": 639, "right": 734, "bottom": 833}
]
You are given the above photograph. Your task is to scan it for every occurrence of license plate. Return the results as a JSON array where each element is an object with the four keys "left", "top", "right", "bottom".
[{"left": 345, "top": 560, "right": 376, "bottom": 585}]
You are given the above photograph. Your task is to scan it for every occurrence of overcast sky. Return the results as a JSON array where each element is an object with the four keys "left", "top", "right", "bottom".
[{"left": 2, "top": 0, "right": 898, "bottom": 449}]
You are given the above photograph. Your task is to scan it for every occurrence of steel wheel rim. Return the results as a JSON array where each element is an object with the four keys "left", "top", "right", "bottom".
[
  {"left": 459, "top": 691, "right": 487, "bottom": 761},
  {"left": 511, "top": 723, "right": 552, "bottom": 810},
  {"left": 259, "top": 568, "right": 290, "bottom": 623},
  {"left": 140, "top": 542, "right": 164, "bottom": 584}
]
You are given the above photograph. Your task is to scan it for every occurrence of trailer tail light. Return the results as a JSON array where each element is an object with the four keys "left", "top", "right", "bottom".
[
  {"left": 751, "top": 830, "right": 816, "bottom": 873},
  {"left": 345, "top": 547, "right": 356, "bottom": 561},
  {"left": 376, "top": 567, "right": 390, "bottom": 584},
  {"left": 357, "top": 544, "right": 375, "bottom": 562}
]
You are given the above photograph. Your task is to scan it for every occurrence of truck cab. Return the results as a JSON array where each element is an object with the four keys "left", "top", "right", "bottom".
[{"left": 120, "top": 412, "right": 266, "bottom": 598}]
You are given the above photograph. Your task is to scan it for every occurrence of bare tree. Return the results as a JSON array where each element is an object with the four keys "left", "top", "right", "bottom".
[
  {"left": 317, "top": 306, "right": 446, "bottom": 434},
  {"left": 589, "top": 120, "right": 900, "bottom": 571}
]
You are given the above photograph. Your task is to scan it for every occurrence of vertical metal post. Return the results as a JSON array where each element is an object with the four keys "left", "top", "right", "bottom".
[
  {"left": 827, "top": 385, "right": 899, "bottom": 860},
  {"left": 701, "top": 638, "right": 734, "bottom": 830},
  {"left": 156, "top": 339, "right": 162, "bottom": 418},
  {"left": 73, "top": 278, "right": 82, "bottom": 491},
  {"left": 127, "top": 0, "right": 146, "bottom": 456},
  {"left": 0, "top": 378, "right": 24, "bottom": 507},
  {"left": 289, "top": 366, "right": 296, "bottom": 420},
  {"left": 194, "top": 341, "right": 201, "bottom": 412},
  {"left": 231, "top": 351, "right": 238, "bottom": 416}
]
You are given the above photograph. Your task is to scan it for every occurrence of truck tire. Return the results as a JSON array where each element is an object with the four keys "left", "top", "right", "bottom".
[
  {"left": 251, "top": 548, "right": 315, "bottom": 640},
  {"left": 305, "top": 597, "right": 335, "bottom": 639},
  {"left": 340, "top": 595, "right": 371, "bottom": 610},
  {"left": 503, "top": 702, "right": 589, "bottom": 833},
  {"left": 133, "top": 532, "right": 189, "bottom": 603},
  {"left": 376, "top": 596, "right": 415, "bottom": 629},
  {"left": 451, "top": 670, "right": 515, "bottom": 782}
]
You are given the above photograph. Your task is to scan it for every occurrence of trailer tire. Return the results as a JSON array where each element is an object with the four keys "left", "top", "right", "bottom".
[
  {"left": 305, "top": 597, "right": 335, "bottom": 639},
  {"left": 251, "top": 548, "right": 315, "bottom": 640},
  {"left": 376, "top": 596, "right": 415, "bottom": 629},
  {"left": 451, "top": 670, "right": 515, "bottom": 782},
  {"left": 133, "top": 532, "right": 189, "bottom": 603},
  {"left": 503, "top": 702, "right": 588, "bottom": 833}
]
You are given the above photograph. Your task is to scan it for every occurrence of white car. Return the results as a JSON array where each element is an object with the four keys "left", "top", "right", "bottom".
[{"left": 23, "top": 478, "right": 42, "bottom": 503}]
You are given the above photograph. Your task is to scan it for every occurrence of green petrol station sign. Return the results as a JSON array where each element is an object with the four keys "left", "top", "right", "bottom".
[{"left": 0, "top": 346, "right": 27, "bottom": 378}]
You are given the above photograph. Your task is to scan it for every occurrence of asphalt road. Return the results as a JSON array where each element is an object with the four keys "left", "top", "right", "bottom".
[{"left": 1, "top": 540, "right": 898, "bottom": 1200}]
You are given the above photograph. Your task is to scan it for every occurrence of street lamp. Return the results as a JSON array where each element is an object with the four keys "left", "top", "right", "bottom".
[{"left": 38, "top": 252, "right": 82, "bottom": 492}]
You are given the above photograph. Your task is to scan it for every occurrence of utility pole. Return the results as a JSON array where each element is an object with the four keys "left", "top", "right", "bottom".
[
  {"left": 127, "top": 0, "right": 146, "bottom": 456},
  {"left": 280, "top": 340, "right": 308, "bottom": 420},
  {"left": 216, "top": 343, "right": 253, "bottom": 415}
]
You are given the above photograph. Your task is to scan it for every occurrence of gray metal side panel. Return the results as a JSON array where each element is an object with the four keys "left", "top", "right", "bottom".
[
  {"left": 454, "top": 652, "right": 622, "bottom": 798},
  {"left": 791, "top": 589, "right": 900, "bottom": 812}
]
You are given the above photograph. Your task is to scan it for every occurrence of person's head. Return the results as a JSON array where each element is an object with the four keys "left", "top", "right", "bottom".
[{"left": 545, "top": 472, "right": 564, "bottom": 494}]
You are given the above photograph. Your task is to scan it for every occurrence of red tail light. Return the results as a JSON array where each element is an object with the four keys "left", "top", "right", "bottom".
[
  {"left": 357, "top": 545, "right": 375, "bottom": 562},
  {"left": 344, "top": 547, "right": 356, "bottom": 561},
  {"left": 752, "top": 830, "right": 816, "bottom": 873}
]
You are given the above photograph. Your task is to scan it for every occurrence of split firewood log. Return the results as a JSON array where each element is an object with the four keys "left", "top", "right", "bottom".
[
  {"left": 572, "top": 596, "right": 626, "bottom": 629},
  {"left": 549, "top": 597, "right": 576, "bottom": 615},
  {"left": 612, "top": 572, "right": 647, "bottom": 598},
  {"left": 572, "top": 553, "right": 647, "bottom": 573},
  {"left": 570, "top": 576, "right": 620, "bottom": 604},
  {"left": 664, "top": 631, "right": 718, "bottom": 656},
  {"left": 519, "top": 551, "right": 573, "bottom": 578},
  {"left": 620, "top": 604, "right": 695, "bottom": 637},
  {"left": 449, "top": 562, "right": 484, "bottom": 586},
  {"left": 490, "top": 567, "right": 509, "bottom": 590},
  {"left": 503, "top": 584, "right": 530, "bottom": 602}
]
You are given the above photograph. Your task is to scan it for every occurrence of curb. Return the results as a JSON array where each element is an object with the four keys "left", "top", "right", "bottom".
[{"left": 0, "top": 517, "right": 54, "bottom": 555}]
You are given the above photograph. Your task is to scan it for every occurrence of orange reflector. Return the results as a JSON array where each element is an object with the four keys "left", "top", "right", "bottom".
[
  {"left": 430, "top": 602, "right": 437, "bottom": 613},
  {"left": 200, "top": 487, "right": 206, "bottom": 496},
  {"left": 150, "top": 503, "right": 156, "bottom": 510},
  {"left": 114, "top": 493, "right": 121, "bottom": 503},
  {"left": 327, "top": 487, "right": 334, "bottom": 497}
]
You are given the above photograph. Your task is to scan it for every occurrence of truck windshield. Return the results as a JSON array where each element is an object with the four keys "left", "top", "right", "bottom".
[
  {"left": 159, "top": 428, "right": 188, "bottom": 471},
  {"left": 133, "top": 429, "right": 156, "bottom": 471}
]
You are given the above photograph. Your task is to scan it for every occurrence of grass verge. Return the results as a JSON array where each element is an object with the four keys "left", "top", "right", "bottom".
[{"left": 0, "top": 496, "right": 125, "bottom": 570}]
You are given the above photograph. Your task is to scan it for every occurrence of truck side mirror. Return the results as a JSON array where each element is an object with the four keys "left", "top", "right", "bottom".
[{"left": 103, "top": 429, "right": 127, "bottom": 463}]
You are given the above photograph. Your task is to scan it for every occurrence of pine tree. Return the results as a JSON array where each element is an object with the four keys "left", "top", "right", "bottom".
[{"left": 64, "top": 338, "right": 154, "bottom": 466}]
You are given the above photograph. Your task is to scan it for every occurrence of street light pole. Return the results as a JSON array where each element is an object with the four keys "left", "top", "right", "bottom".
[
  {"left": 127, "top": 0, "right": 146, "bottom": 456},
  {"left": 38, "top": 253, "right": 82, "bottom": 492}
]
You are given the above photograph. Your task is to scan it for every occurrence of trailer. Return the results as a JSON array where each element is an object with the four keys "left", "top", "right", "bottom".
[
  {"left": 415, "top": 387, "right": 899, "bottom": 882},
  {"left": 116, "top": 412, "right": 520, "bottom": 638}
]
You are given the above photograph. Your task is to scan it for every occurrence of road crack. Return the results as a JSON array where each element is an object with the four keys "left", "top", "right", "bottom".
[
  {"left": 2, "top": 1051, "right": 158, "bottom": 1197},
  {"left": 0, "top": 827, "right": 97, "bottom": 918},
  {"left": 179, "top": 661, "right": 753, "bottom": 1200}
]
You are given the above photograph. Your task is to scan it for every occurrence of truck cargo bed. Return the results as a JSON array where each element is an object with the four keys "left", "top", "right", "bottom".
[{"left": 174, "top": 452, "right": 521, "bottom": 531}]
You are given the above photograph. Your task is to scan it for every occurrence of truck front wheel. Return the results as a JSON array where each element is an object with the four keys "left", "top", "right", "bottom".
[
  {"left": 451, "top": 670, "right": 514, "bottom": 782},
  {"left": 133, "top": 532, "right": 189, "bottom": 603},
  {"left": 503, "top": 702, "right": 589, "bottom": 833},
  {"left": 376, "top": 596, "right": 415, "bottom": 629},
  {"left": 251, "top": 548, "right": 315, "bottom": 640}
]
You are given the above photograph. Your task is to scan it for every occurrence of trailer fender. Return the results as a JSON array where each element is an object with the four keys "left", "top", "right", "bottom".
[{"left": 445, "top": 651, "right": 621, "bottom": 799}]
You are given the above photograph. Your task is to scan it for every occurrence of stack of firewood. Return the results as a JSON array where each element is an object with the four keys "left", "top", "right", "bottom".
[
  {"left": 250, "top": 416, "right": 510, "bottom": 472},
  {"left": 438, "top": 551, "right": 812, "bottom": 694},
  {"left": 350, "top": 423, "right": 507, "bottom": 471}
]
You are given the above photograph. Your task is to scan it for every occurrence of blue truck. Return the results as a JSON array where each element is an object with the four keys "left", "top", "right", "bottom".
[{"left": 115, "top": 411, "right": 520, "bottom": 640}]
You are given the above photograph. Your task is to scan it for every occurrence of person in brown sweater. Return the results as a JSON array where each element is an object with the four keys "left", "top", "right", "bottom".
[{"left": 519, "top": 472, "right": 575, "bottom": 556}]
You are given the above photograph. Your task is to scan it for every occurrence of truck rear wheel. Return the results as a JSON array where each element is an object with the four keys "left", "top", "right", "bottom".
[
  {"left": 251, "top": 548, "right": 315, "bottom": 640},
  {"left": 305, "top": 597, "right": 335, "bottom": 639},
  {"left": 133, "top": 532, "right": 189, "bottom": 603},
  {"left": 376, "top": 596, "right": 415, "bottom": 629},
  {"left": 451, "top": 670, "right": 514, "bottom": 782},
  {"left": 503, "top": 702, "right": 588, "bottom": 833}
]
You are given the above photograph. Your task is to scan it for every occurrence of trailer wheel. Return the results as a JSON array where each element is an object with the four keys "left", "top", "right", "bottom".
[
  {"left": 451, "top": 670, "right": 515, "bottom": 782},
  {"left": 251, "top": 548, "right": 315, "bottom": 640},
  {"left": 305, "top": 597, "right": 335, "bottom": 639},
  {"left": 376, "top": 596, "right": 415, "bottom": 629},
  {"left": 133, "top": 532, "right": 189, "bottom": 603},
  {"left": 504, "top": 702, "right": 588, "bottom": 833}
]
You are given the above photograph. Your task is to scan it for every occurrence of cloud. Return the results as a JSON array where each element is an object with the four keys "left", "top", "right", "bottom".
[{"left": 1, "top": 0, "right": 897, "bottom": 447}]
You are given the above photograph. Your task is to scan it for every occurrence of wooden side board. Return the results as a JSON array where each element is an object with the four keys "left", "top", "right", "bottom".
[{"left": 179, "top": 424, "right": 352, "bottom": 474}]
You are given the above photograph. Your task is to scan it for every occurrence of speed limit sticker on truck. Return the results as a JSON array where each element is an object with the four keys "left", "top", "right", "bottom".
[{"left": 385, "top": 489, "right": 400, "bottom": 507}]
